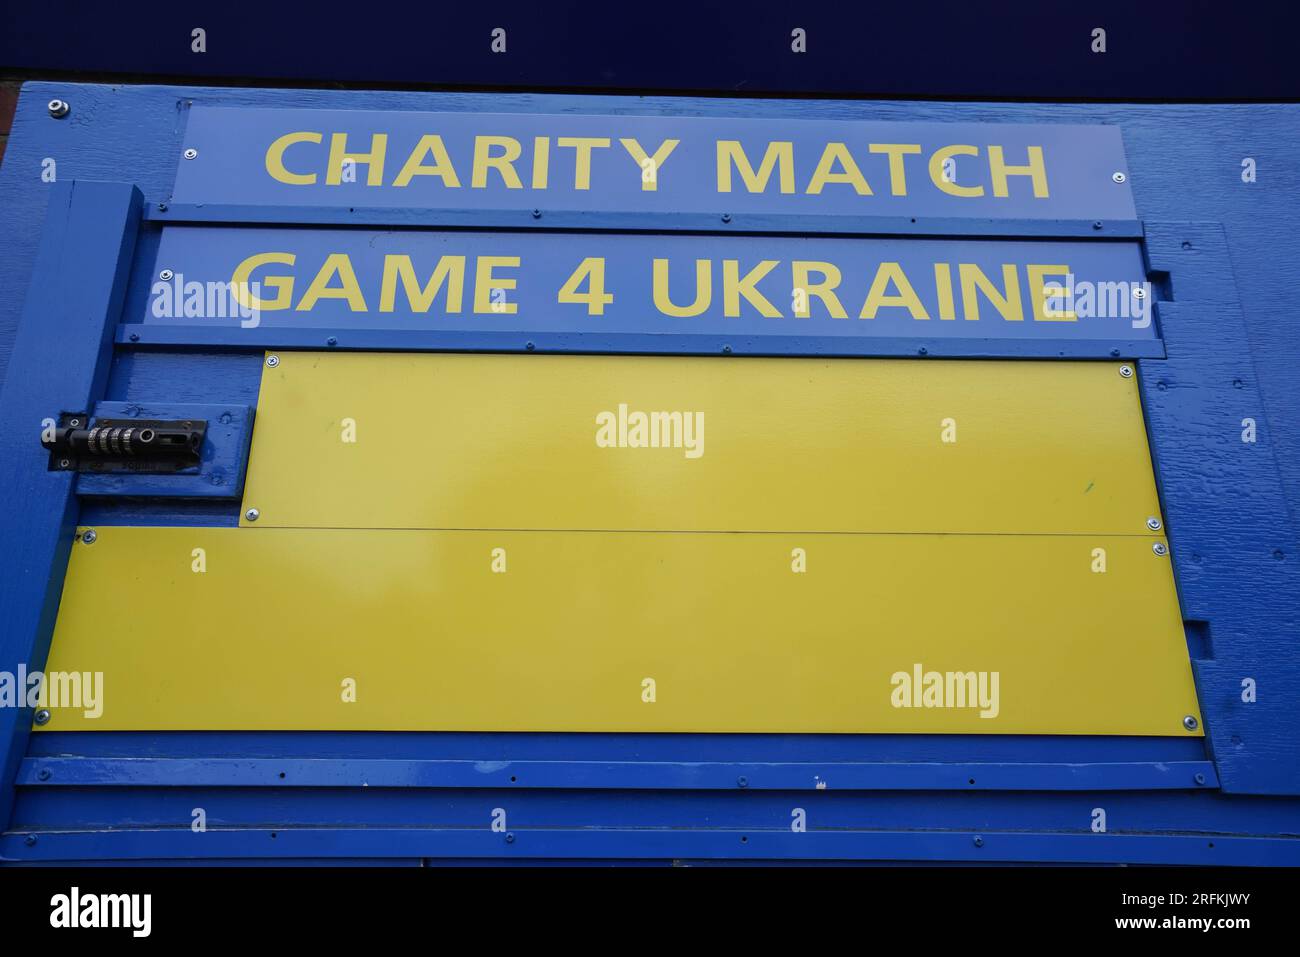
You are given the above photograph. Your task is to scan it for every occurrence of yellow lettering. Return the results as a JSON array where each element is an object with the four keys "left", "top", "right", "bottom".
[
  {"left": 860, "top": 263, "right": 929, "bottom": 319},
  {"left": 380, "top": 255, "right": 465, "bottom": 313},
  {"left": 392, "top": 135, "right": 461, "bottom": 188},
  {"left": 265, "top": 132, "right": 322, "bottom": 186},
  {"left": 326, "top": 133, "right": 388, "bottom": 186},
  {"left": 472, "top": 136, "right": 523, "bottom": 189},
  {"left": 297, "top": 254, "right": 367, "bottom": 311},
  {"left": 653, "top": 259, "right": 712, "bottom": 316},
  {"left": 716, "top": 141, "right": 794, "bottom": 194},
  {"left": 868, "top": 143, "right": 922, "bottom": 196}
]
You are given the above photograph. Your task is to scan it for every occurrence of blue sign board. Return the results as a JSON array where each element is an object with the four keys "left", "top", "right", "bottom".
[
  {"left": 172, "top": 107, "right": 1136, "bottom": 224},
  {"left": 128, "top": 227, "right": 1157, "bottom": 357}
]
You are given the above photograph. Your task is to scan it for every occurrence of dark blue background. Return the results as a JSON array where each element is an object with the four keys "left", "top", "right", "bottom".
[{"left": 2, "top": 0, "right": 1299, "bottom": 101}]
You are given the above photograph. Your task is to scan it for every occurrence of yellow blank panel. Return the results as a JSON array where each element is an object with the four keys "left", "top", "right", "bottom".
[
  {"left": 41, "top": 526, "right": 1201, "bottom": 734},
  {"left": 240, "top": 354, "right": 1161, "bottom": 534}
]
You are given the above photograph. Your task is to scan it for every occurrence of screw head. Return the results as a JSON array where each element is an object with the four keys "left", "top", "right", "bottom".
[
  {"left": 265, "top": 355, "right": 280, "bottom": 368},
  {"left": 1183, "top": 715, "right": 1199, "bottom": 731},
  {"left": 1119, "top": 364, "right": 1134, "bottom": 378},
  {"left": 1133, "top": 287, "right": 1147, "bottom": 299},
  {"left": 159, "top": 269, "right": 174, "bottom": 281},
  {"left": 24, "top": 834, "right": 36, "bottom": 846},
  {"left": 1152, "top": 542, "right": 1168, "bottom": 556},
  {"left": 326, "top": 336, "right": 338, "bottom": 347},
  {"left": 1147, "top": 517, "right": 1162, "bottom": 531},
  {"left": 505, "top": 832, "right": 515, "bottom": 844},
  {"left": 81, "top": 529, "right": 97, "bottom": 545},
  {"left": 1112, "top": 171, "right": 1127, "bottom": 184},
  {"left": 737, "top": 775, "right": 749, "bottom": 788},
  {"left": 721, "top": 213, "right": 733, "bottom": 223},
  {"left": 33, "top": 709, "right": 51, "bottom": 726},
  {"left": 1194, "top": 772, "right": 1207, "bottom": 785},
  {"left": 531, "top": 209, "right": 542, "bottom": 219},
  {"left": 183, "top": 148, "right": 198, "bottom": 160},
  {"left": 47, "top": 99, "right": 69, "bottom": 118},
  {"left": 37, "top": 768, "right": 51, "bottom": 781},
  {"left": 245, "top": 508, "right": 260, "bottom": 522},
  {"left": 973, "top": 835, "right": 984, "bottom": 847}
]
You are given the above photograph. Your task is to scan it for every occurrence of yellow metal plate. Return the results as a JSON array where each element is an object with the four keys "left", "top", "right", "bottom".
[
  {"left": 42, "top": 526, "right": 1201, "bottom": 734},
  {"left": 240, "top": 354, "right": 1163, "bottom": 535}
]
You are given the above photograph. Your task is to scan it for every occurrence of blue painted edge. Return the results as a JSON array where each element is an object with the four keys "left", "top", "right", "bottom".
[
  {"left": 1137, "top": 222, "right": 1300, "bottom": 796},
  {"left": 16, "top": 755, "right": 1219, "bottom": 791},
  {"left": 4, "top": 829, "right": 1296, "bottom": 866},
  {"left": 117, "top": 326, "right": 1166, "bottom": 360},
  {"left": 76, "top": 401, "right": 255, "bottom": 500},
  {"left": 0, "top": 181, "right": 143, "bottom": 830},
  {"left": 146, "top": 203, "right": 1145, "bottom": 240}
]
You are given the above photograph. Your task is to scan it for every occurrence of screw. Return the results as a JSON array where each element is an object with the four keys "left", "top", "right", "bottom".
[
  {"left": 37, "top": 768, "right": 51, "bottom": 781},
  {"left": 1093, "top": 221, "right": 1103, "bottom": 230},
  {"left": 973, "top": 835, "right": 984, "bottom": 847},
  {"left": 24, "top": 834, "right": 36, "bottom": 846},
  {"left": 721, "top": 213, "right": 732, "bottom": 223},
  {"left": 1194, "top": 772, "right": 1206, "bottom": 786},
  {"left": 57, "top": 458, "right": 70, "bottom": 469},
  {"left": 183, "top": 148, "right": 198, "bottom": 160},
  {"left": 47, "top": 99, "right": 69, "bottom": 119},
  {"left": 1147, "top": 517, "right": 1162, "bottom": 531},
  {"left": 157, "top": 202, "right": 168, "bottom": 212},
  {"left": 245, "top": 508, "right": 260, "bottom": 522},
  {"left": 531, "top": 209, "right": 541, "bottom": 219},
  {"left": 1112, "top": 172, "right": 1127, "bottom": 184},
  {"left": 1119, "top": 365, "right": 1133, "bottom": 378},
  {"left": 159, "top": 269, "right": 174, "bottom": 281},
  {"left": 505, "top": 832, "right": 515, "bottom": 844},
  {"left": 81, "top": 529, "right": 97, "bottom": 545},
  {"left": 918, "top": 347, "right": 928, "bottom": 356},
  {"left": 266, "top": 355, "right": 280, "bottom": 368},
  {"left": 737, "top": 775, "right": 749, "bottom": 788},
  {"left": 326, "top": 337, "right": 338, "bottom": 347},
  {"left": 1152, "top": 542, "right": 1168, "bottom": 556},
  {"left": 1183, "top": 715, "right": 1199, "bottom": 731},
  {"left": 129, "top": 333, "right": 140, "bottom": 342},
  {"left": 68, "top": 418, "right": 81, "bottom": 427},
  {"left": 34, "top": 709, "right": 50, "bottom": 726},
  {"left": 722, "top": 345, "right": 732, "bottom": 354},
  {"left": 525, "top": 342, "right": 535, "bottom": 351},
  {"left": 1133, "top": 287, "right": 1147, "bottom": 300}
]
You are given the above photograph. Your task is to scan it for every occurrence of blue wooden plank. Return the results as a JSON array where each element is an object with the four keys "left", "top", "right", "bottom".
[
  {"left": 14, "top": 756, "right": 1220, "bottom": 792},
  {"left": 116, "top": 325, "right": 1166, "bottom": 360},
  {"left": 1138, "top": 222, "right": 1300, "bottom": 796},
  {"left": 4, "top": 827, "right": 1297, "bottom": 866},
  {"left": 147, "top": 203, "right": 1146, "bottom": 239},
  {"left": 0, "top": 182, "right": 143, "bottom": 831},
  {"left": 15, "top": 785, "right": 1299, "bottom": 833},
  {"left": 75, "top": 401, "right": 254, "bottom": 499},
  {"left": 23, "top": 730, "right": 1210, "bottom": 763}
]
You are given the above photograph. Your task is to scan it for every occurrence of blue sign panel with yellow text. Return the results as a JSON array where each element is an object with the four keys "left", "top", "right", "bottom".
[{"left": 172, "top": 107, "right": 1137, "bottom": 228}]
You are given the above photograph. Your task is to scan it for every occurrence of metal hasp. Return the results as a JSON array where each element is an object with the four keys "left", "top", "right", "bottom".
[{"left": 41, "top": 412, "right": 206, "bottom": 473}]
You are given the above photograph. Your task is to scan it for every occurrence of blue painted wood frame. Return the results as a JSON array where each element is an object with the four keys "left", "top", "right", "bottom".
[
  {"left": 0, "top": 181, "right": 143, "bottom": 829},
  {"left": 1, "top": 83, "right": 1298, "bottom": 863},
  {"left": 1138, "top": 222, "right": 1300, "bottom": 795}
]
